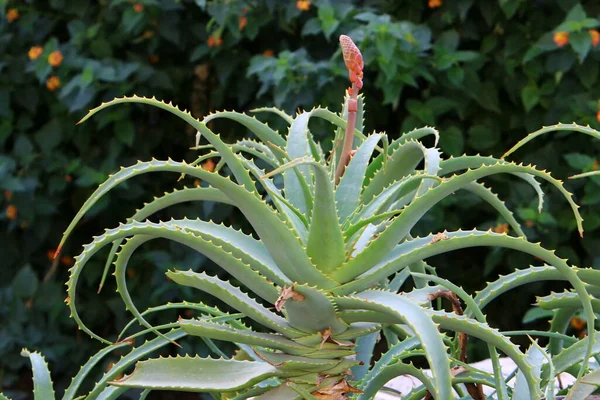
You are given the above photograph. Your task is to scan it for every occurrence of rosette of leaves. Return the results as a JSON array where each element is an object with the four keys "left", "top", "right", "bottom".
[{"left": 6, "top": 36, "right": 600, "bottom": 400}]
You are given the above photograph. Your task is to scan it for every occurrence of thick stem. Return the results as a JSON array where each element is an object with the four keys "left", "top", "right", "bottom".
[{"left": 334, "top": 86, "right": 358, "bottom": 184}]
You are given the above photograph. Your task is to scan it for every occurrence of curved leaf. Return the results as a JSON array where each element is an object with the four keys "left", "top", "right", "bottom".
[{"left": 112, "top": 356, "right": 280, "bottom": 392}]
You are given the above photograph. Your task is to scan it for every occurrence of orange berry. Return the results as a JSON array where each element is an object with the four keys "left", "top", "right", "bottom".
[
  {"left": 214, "top": 36, "right": 223, "bottom": 47},
  {"left": 553, "top": 32, "right": 569, "bottom": 47},
  {"left": 60, "top": 255, "right": 75, "bottom": 267},
  {"left": 592, "top": 159, "right": 599, "bottom": 170},
  {"left": 525, "top": 220, "right": 535, "bottom": 228},
  {"left": 133, "top": 3, "right": 144, "bottom": 12},
  {"left": 238, "top": 15, "right": 247, "bottom": 31},
  {"left": 492, "top": 223, "right": 509, "bottom": 234},
  {"left": 193, "top": 179, "right": 201, "bottom": 187},
  {"left": 48, "top": 50, "right": 63, "bottom": 67},
  {"left": 4, "top": 190, "right": 12, "bottom": 200},
  {"left": 149, "top": 55, "right": 159, "bottom": 64},
  {"left": 578, "top": 331, "right": 588, "bottom": 339},
  {"left": 596, "top": 110, "right": 600, "bottom": 124},
  {"left": 6, "top": 204, "right": 17, "bottom": 220},
  {"left": 428, "top": 0, "right": 442, "bottom": 8},
  {"left": 296, "top": 1, "right": 311, "bottom": 11},
  {"left": 6, "top": 8, "right": 19, "bottom": 23},
  {"left": 263, "top": 49, "right": 274, "bottom": 57},
  {"left": 571, "top": 316, "right": 586, "bottom": 331},
  {"left": 46, "top": 76, "right": 61, "bottom": 91},
  {"left": 65, "top": 175, "right": 73, "bottom": 182},
  {"left": 127, "top": 268, "right": 135, "bottom": 278},
  {"left": 202, "top": 159, "right": 216, "bottom": 172},
  {"left": 590, "top": 30, "right": 600, "bottom": 47},
  {"left": 143, "top": 30, "right": 154, "bottom": 39},
  {"left": 207, "top": 35, "right": 215, "bottom": 47},
  {"left": 47, "top": 250, "right": 55, "bottom": 261},
  {"left": 28, "top": 46, "right": 43, "bottom": 60}
]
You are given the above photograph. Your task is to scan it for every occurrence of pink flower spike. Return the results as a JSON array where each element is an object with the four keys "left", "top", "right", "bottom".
[{"left": 339, "top": 35, "right": 364, "bottom": 88}]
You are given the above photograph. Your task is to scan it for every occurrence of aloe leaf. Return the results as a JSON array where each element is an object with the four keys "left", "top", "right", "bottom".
[
  {"left": 336, "top": 133, "right": 384, "bottom": 222},
  {"left": 548, "top": 308, "right": 578, "bottom": 356},
  {"left": 266, "top": 158, "right": 345, "bottom": 273},
  {"left": 426, "top": 310, "right": 541, "bottom": 398},
  {"left": 113, "top": 232, "right": 279, "bottom": 342},
  {"left": 346, "top": 172, "right": 442, "bottom": 233},
  {"left": 544, "top": 331, "right": 600, "bottom": 379},
  {"left": 179, "top": 319, "right": 311, "bottom": 356},
  {"left": 464, "top": 182, "right": 526, "bottom": 237},
  {"left": 100, "top": 187, "right": 233, "bottom": 292},
  {"left": 363, "top": 127, "right": 439, "bottom": 186},
  {"left": 251, "top": 106, "right": 293, "bottom": 125},
  {"left": 333, "top": 291, "right": 453, "bottom": 399},
  {"left": 168, "top": 270, "right": 305, "bottom": 337},
  {"left": 83, "top": 329, "right": 186, "bottom": 399},
  {"left": 20, "top": 349, "right": 55, "bottom": 400},
  {"left": 502, "top": 123, "right": 600, "bottom": 159},
  {"left": 80, "top": 96, "right": 257, "bottom": 192},
  {"left": 95, "top": 387, "right": 128, "bottom": 400},
  {"left": 304, "top": 161, "right": 345, "bottom": 272},
  {"left": 63, "top": 341, "right": 131, "bottom": 400},
  {"left": 351, "top": 332, "right": 379, "bottom": 382},
  {"left": 253, "top": 349, "right": 356, "bottom": 373},
  {"left": 232, "top": 140, "right": 280, "bottom": 168},
  {"left": 398, "top": 126, "right": 440, "bottom": 146},
  {"left": 513, "top": 340, "right": 547, "bottom": 400},
  {"left": 336, "top": 161, "right": 584, "bottom": 283},
  {"left": 410, "top": 272, "right": 507, "bottom": 396},
  {"left": 282, "top": 284, "right": 348, "bottom": 334},
  {"left": 244, "top": 160, "right": 308, "bottom": 242},
  {"left": 470, "top": 266, "right": 562, "bottom": 315},
  {"left": 566, "top": 368, "right": 600, "bottom": 399},
  {"left": 284, "top": 112, "right": 314, "bottom": 214},
  {"left": 203, "top": 110, "right": 286, "bottom": 147},
  {"left": 359, "top": 337, "right": 420, "bottom": 388},
  {"left": 336, "top": 229, "right": 596, "bottom": 377},
  {"left": 59, "top": 159, "right": 332, "bottom": 287},
  {"left": 440, "top": 155, "right": 545, "bottom": 213},
  {"left": 357, "top": 360, "right": 435, "bottom": 400},
  {"left": 361, "top": 140, "right": 433, "bottom": 203},
  {"left": 112, "top": 356, "right": 280, "bottom": 392},
  {"left": 68, "top": 220, "right": 282, "bottom": 344},
  {"left": 536, "top": 290, "right": 600, "bottom": 311}
]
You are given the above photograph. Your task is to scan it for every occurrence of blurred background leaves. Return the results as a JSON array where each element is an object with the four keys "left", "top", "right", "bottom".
[{"left": 2, "top": 0, "right": 600, "bottom": 397}]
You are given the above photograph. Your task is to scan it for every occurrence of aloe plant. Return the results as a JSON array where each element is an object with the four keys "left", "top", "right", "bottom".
[{"left": 6, "top": 35, "right": 600, "bottom": 400}]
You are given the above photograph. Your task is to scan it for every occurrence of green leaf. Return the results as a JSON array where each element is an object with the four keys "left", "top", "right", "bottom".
[
  {"left": 522, "top": 306, "right": 555, "bottom": 324},
  {"left": 521, "top": 82, "right": 540, "bottom": 112},
  {"left": 570, "top": 30, "right": 592, "bottom": 62},
  {"left": 468, "top": 125, "right": 500, "bottom": 151},
  {"left": 12, "top": 265, "right": 38, "bottom": 298},
  {"left": 336, "top": 133, "right": 384, "bottom": 222},
  {"left": 20, "top": 349, "right": 55, "bottom": 400},
  {"left": 115, "top": 119, "right": 135, "bottom": 146},
  {"left": 317, "top": 4, "right": 339, "bottom": 40},
  {"left": 112, "top": 357, "right": 279, "bottom": 392},
  {"left": 334, "top": 291, "right": 453, "bottom": 399},
  {"left": 439, "top": 126, "right": 464, "bottom": 156},
  {"left": 500, "top": 0, "right": 520, "bottom": 18}
]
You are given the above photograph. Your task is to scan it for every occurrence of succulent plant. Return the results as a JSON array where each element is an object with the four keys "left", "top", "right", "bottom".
[{"left": 7, "top": 35, "right": 600, "bottom": 400}]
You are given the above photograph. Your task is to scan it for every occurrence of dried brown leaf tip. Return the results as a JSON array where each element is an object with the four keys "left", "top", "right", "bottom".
[
  {"left": 339, "top": 35, "right": 363, "bottom": 90},
  {"left": 430, "top": 232, "right": 449, "bottom": 244},
  {"left": 312, "top": 378, "right": 363, "bottom": 399},
  {"left": 274, "top": 285, "right": 305, "bottom": 311}
]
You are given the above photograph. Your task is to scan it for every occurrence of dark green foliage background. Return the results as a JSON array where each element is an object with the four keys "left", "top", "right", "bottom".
[{"left": 2, "top": 0, "right": 600, "bottom": 396}]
